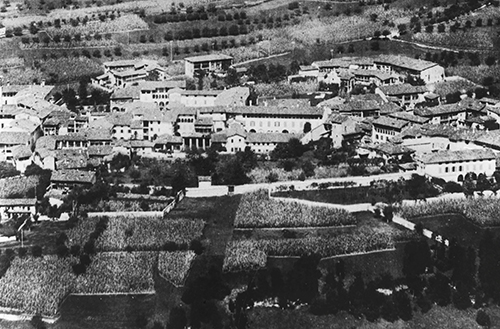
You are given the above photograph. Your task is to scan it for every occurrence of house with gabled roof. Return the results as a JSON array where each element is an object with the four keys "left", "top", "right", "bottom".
[
  {"left": 50, "top": 169, "right": 96, "bottom": 189},
  {"left": 414, "top": 104, "right": 467, "bottom": 126},
  {"left": 337, "top": 99, "right": 381, "bottom": 118},
  {"left": 211, "top": 122, "right": 300, "bottom": 154},
  {"left": 153, "top": 134, "right": 183, "bottom": 153},
  {"left": 0, "top": 198, "right": 37, "bottom": 220},
  {"left": 387, "top": 111, "right": 430, "bottom": 125},
  {"left": 376, "top": 83, "right": 428, "bottom": 108},
  {"left": 373, "top": 54, "right": 445, "bottom": 84},
  {"left": 415, "top": 148, "right": 496, "bottom": 181},
  {"left": 372, "top": 117, "right": 409, "bottom": 144},
  {"left": 184, "top": 54, "right": 233, "bottom": 78},
  {"left": 0, "top": 131, "right": 32, "bottom": 162}
]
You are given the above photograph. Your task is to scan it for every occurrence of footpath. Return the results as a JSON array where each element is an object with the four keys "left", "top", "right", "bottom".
[{"left": 186, "top": 171, "right": 417, "bottom": 198}]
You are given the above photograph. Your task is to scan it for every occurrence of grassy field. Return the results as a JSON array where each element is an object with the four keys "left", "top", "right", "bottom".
[
  {"left": 409, "top": 213, "right": 500, "bottom": 248},
  {"left": 247, "top": 305, "right": 486, "bottom": 329}
]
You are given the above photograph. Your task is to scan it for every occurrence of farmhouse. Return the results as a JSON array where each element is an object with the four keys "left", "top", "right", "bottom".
[
  {"left": 184, "top": 54, "right": 234, "bottom": 78},
  {"left": 373, "top": 55, "right": 445, "bottom": 84},
  {"left": 371, "top": 117, "right": 409, "bottom": 144},
  {"left": 211, "top": 123, "right": 299, "bottom": 154},
  {"left": 153, "top": 134, "right": 183, "bottom": 153},
  {"left": 169, "top": 89, "right": 222, "bottom": 107},
  {"left": 0, "top": 131, "right": 31, "bottom": 162},
  {"left": 415, "top": 148, "right": 496, "bottom": 182},
  {"left": 376, "top": 84, "right": 428, "bottom": 108},
  {"left": 50, "top": 169, "right": 96, "bottom": 189},
  {"left": 337, "top": 100, "right": 381, "bottom": 118},
  {"left": 225, "top": 105, "right": 323, "bottom": 134},
  {"left": 0, "top": 198, "right": 37, "bottom": 220},
  {"left": 414, "top": 104, "right": 467, "bottom": 126},
  {"left": 138, "top": 80, "right": 187, "bottom": 108}
]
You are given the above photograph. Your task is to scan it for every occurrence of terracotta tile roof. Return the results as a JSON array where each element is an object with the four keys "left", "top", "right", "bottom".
[
  {"left": 16, "top": 96, "right": 61, "bottom": 119},
  {"left": 180, "top": 90, "right": 222, "bottom": 96},
  {"left": 6, "top": 119, "right": 39, "bottom": 133},
  {"left": 111, "top": 85, "right": 141, "bottom": 100},
  {"left": 458, "top": 97, "right": 486, "bottom": 113},
  {"left": 372, "top": 116, "right": 409, "bottom": 130},
  {"left": 154, "top": 134, "right": 183, "bottom": 144},
  {"left": 14, "top": 85, "right": 54, "bottom": 100},
  {"left": 316, "top": 96, "right": 345, "bottom": 108},
  {"left": 184, "top": 54, "right": 233, "bottom": 63},
  {"left": 87, "top": 145, "right": 114, "bottom": 156},
  {"left": 11, "top": 145, "right": 32, "bottom": 159},
  {"left": 388, "top": 111, "right": 430, "bottom": 124},
  {"left": 0, "top": 104, "right": 17, "bottom": 116},
  {"left": 414, "top": 104, "right": 465, "bottom": 117},
  {"left": 0, "top": 198, "right": 36, "bottom": 207},
  {"left": 103, "top": 59, "right": 138, "bottom": 68},
  {"left": 338, "top": 99, "right": 381, "bottom": 113},
  {"left": 416, "top": 148, "right": 495, "bottom": 164},
  {"left": 0, "top": 131, "right": 30, "bottom": 145},
  {"left": 195, "top": 117, "right": 213, "bottom": 126},
  {"left": 214, "top": 87, "right": 250, "bottom": 107},
  {"left": 371, "top": 142, "right": 414, "bottom": 156},
  {"left": 378, "top": 83, "right": 428, "bottom": 96},
  {"left": 380, "top": 102, "right": 403, "bottom": 115},
  {"left": 35, "top": 135, "right": 56, "bottom": 150},
  {"left": 112, "top": 69, "right": 147, "bottom": 78},
  {"left": 138, "top": 80, "right": 186, "bottom": 91},
  {"left": 51, "top": 169, "right": 96, "bottom": 184},
  {"left": 351, "top": 69, "right": 396, "bottom": 81},
  {"left": 328, "top": 113, "right": 351, "bottom": 124},
  {"left": 56, "top": 155, "right": 88, "bottom": 170},
  {"left": 374, "top": 54, "right": 439, "bottom": 72}
]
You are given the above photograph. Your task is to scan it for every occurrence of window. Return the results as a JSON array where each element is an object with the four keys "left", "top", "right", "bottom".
[{"left": 445, "top": 167, "right": 449, "bottom": 173}]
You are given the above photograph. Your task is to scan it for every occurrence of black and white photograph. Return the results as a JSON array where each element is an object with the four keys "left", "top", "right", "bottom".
[{"left": 0, "top": 0, "right": 499, "bottom": 327}]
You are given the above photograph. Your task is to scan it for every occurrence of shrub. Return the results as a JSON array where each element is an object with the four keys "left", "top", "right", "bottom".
[{"left": 476, "top": 309, "right": 491, "bottom": 327}]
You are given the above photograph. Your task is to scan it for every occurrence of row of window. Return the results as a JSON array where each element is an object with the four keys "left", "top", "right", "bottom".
[
  {"left": 374, "top": 127, "right": 396, "bottom": 135},
  {"left": 440, "top": 162, "right": 492, "bottom": 173}
]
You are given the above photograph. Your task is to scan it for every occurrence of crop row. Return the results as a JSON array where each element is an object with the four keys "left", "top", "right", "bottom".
[
  {"left": 95, "top": 216, "right": 205, "bottom": 251},
  {"left": 234, "top": 189, "right": 356, "bottom": 228},
  {"left": 0, "top": 250, "right": 196, "bottom": 316},
  {"left": 74, "top": 252, "right": 156, "bottom": 294},
  {"left": 158, "top": 251, "right": 196, "bottom": 286},
  {"left": 395, "top": 197, "right": 500, "bottom": 226},
  {"left": 223, "top": 232, "right": 395, "bottom": 272},
  {"left": 0, "top": 255, "right": 76, "bottom": 316}
]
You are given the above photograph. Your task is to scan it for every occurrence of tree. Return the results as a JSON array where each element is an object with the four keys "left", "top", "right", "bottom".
[
  {"left": 0, "top": 162, "right": 20, "bottom": 179},
  {"left": 476, "top": 309, "right": 491, "bottom": 327},
  {"left": 485, "top": 56, "right": 496, "bottom": 66},
  {"left": 92, "top": 49, "right": 101, "bottom": 58},
  {"left": 62, "top": 88, "right": 78, "bottom": 112},
  {"left": 212, "top": 156, "right": 250, "bottom": 186},
  {"left": 168, "top": 306, "right": 187, "bottom": 329},
  {"left": 286, "top": 254, "right": 321, "bottom": 303},
  {"left": 425, "top": 25, "right": 434, "bottom": 33},
  {"left": 78, "top": 79, "right": 88, "bottom": 103}
]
